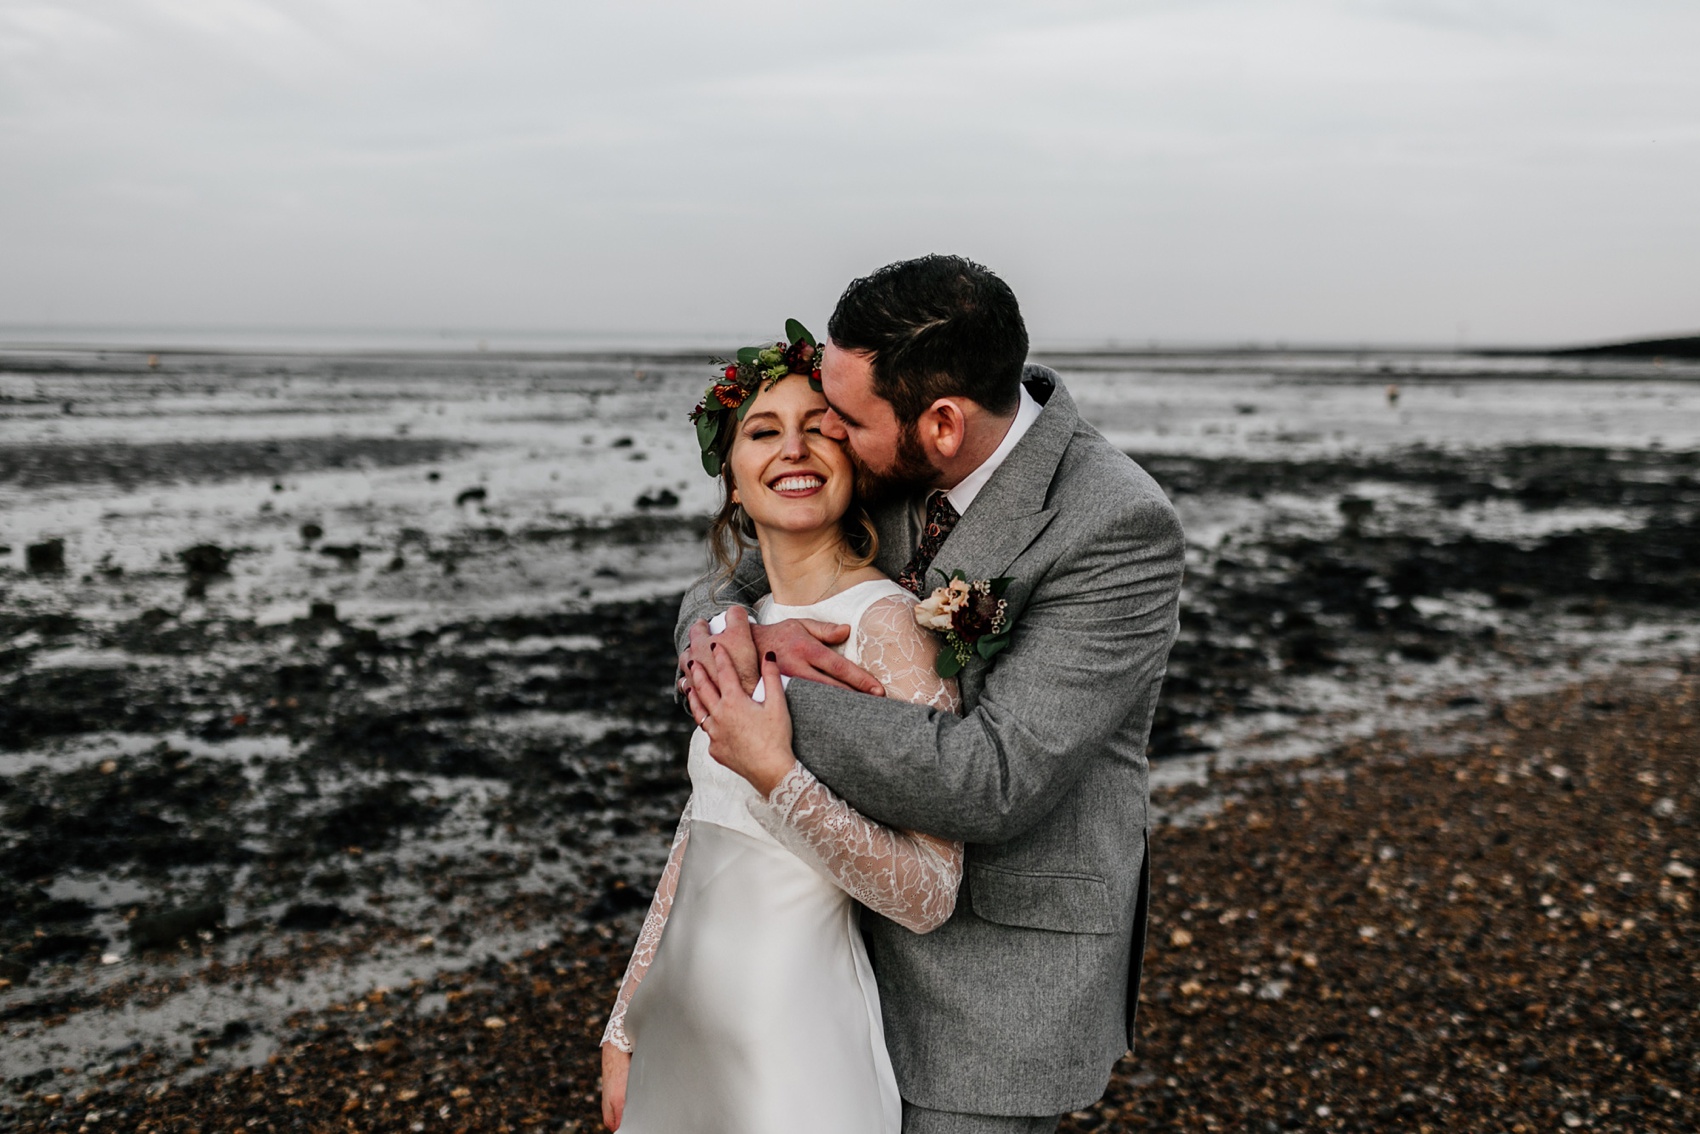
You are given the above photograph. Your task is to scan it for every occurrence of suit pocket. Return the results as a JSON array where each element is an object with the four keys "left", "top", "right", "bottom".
[{"left": 968, "top": 862, "right": 1114, "bottom": 935}]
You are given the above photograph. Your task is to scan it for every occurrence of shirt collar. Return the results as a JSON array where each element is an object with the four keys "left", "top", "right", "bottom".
[{"left": 942, "top": 383, "right": 1044, "bottom": 516}]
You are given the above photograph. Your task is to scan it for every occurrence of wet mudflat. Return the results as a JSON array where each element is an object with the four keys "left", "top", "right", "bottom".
[{"left": 2, "top": 344, "right": 1699, "bottom": 1127}]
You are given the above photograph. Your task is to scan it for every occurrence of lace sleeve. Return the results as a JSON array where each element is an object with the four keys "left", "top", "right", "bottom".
[
  {"left": 751, "top": 764, "right": 963, "bottom": 932},
  {"left": 747, "top": 593, "right": 964, "bottom": 934},
  {"left": 601, "top": 806, "right": 691, "bottom": 1052},
  {"left": 853, "top": 594, "right": 961, "bottom": 713}
]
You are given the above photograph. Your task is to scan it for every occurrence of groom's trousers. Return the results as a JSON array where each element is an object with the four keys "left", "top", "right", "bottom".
[{"left": 902, "top": 1103, "right": 1060, "bottom": 1133}]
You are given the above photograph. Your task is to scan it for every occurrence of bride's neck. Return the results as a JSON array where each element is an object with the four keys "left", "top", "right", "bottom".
[{"left": 756, "top": 525, "right": 854, "bottom": 607}]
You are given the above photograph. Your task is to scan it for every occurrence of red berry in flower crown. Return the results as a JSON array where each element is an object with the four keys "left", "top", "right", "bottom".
[{"left": 723, "top": 364, "right": 738, "bottom": 381}]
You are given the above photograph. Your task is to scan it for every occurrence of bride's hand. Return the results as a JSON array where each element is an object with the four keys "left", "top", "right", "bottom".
[
  {"left": 692, "top": 647, "right": 797, "bottom": 797},
  {"left": 601, "top": 1043, "right": 630, "bottom": 1130}
]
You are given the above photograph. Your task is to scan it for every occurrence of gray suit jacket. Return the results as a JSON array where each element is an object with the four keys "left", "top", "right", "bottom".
[{"left": 675, "top": 367, "right": 1184, "bottom": 1115}]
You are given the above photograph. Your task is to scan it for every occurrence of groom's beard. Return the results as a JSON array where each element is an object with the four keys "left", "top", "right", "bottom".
[{"left": 850, "top": 420, "right": 942, "bottom": 505}]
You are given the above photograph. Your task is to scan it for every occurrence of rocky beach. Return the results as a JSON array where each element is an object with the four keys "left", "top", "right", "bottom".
[{"left": 2, "top": 343, "right": 1697, "bottom": 1131}]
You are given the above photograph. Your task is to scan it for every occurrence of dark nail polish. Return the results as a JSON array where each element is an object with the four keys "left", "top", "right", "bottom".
[{"left": 765, "top": 651, "right": 776, "bottom": 663}]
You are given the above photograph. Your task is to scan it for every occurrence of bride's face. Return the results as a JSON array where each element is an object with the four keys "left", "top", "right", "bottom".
[{"left": 727, "top": 375, "right": 855, "bottom": 537}]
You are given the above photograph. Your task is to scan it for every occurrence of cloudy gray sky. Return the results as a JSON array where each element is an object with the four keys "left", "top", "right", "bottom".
[{"left": 2, "top": 0, "right": 1695, "bottom": 346}]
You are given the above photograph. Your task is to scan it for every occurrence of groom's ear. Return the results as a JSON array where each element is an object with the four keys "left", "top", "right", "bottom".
[{"left": 922, "top": 398, "right": 970, "bottom": 460}]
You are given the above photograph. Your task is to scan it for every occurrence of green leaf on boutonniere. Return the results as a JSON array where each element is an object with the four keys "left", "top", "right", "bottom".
[
  {"left": 976, "top": 633, "right": 1011, "bottom": 661},
  {"left": 785, "top": 318, "right": 816, "bottom": 347},
  {"left": 935, "top": 646, "right": 964, "bottom": 678},
  {"left": 989, "top": 576, "right": 1014, "bottom": 598}
]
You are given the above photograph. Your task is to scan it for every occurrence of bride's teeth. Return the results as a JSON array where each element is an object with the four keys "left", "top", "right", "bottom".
[{"left": 773, "top": 476, "right": 822, "bottom": 492}]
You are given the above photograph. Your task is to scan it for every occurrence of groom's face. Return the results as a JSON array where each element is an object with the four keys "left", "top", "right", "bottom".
[{"left": 819, "top": 340, "right": 942, "bottom": 502}]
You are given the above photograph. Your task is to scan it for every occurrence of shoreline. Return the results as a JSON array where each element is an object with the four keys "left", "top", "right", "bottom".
[{"left": 5, "top": 662, "right": 1692, "bottom": 1132}]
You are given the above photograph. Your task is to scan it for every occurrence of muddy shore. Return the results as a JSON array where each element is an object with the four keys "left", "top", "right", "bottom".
[{"left": 3, "top": 669, "right": 1691, "bottom": 1132}]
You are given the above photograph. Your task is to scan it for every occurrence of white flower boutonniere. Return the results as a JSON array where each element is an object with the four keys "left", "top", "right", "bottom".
[{"left": 913, "top": 569, "right": 1016, "bottom": 677}]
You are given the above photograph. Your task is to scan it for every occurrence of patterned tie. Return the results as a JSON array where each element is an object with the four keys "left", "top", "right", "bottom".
[{"left": 897, "top": 493, "right": 961, "bottom": 597}]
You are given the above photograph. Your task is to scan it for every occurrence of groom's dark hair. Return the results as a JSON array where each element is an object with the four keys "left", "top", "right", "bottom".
[{"left": 827, "top": 254, "right": 1028, "bottom": 423}]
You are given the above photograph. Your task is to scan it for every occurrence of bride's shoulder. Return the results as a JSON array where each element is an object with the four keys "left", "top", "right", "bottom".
[{"left": 851, "top": 584, "right": 923, "bottom": 642}]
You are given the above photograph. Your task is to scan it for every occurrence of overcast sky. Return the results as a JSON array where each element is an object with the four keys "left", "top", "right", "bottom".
[{"left": 1, "top": 0, "right": 1695, "bottom": 346}]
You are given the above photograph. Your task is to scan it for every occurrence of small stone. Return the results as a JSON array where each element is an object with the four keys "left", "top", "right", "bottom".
[
  {"left": 1256, "top": 979, "right": 1289, "bottom": 1001},
  {"left": 99, "top": 759, "right": 118, "bottom": 775},
  {"left": 483, "top": 1016, "right": 506, "bottom": 1030},
  {"left": 1651, "top": 797, "right": 1676, "bottom": 817},
  {"left": 1664, "top": 860, "right": 1694, "bottom": 879},
  {"left": 26, "top": 539, "right": 66, "bottom": 574},
  {"left": 1170, "top": 928, "right": 1193, "bottom": 948}
]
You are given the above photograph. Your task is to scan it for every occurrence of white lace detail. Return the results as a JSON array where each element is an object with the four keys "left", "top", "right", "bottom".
[
  {"left": 747, "top": 591, "right": 964, "bottom": 934},
  {"left": 852, "top": 594, "right": 962, "bottom": 714},
  {"left": 601, "top": 808, "right": 691, "bottom": 1052},
  {"left": 752, "top": 764, "right": 963, "bottom": 933}
]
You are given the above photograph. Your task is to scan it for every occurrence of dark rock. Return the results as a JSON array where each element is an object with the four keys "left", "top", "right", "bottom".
[
  {"left": 455, "top": 486, "right": 488, "bottom": 506},
  {"left": 1338, "top": 496, "right": 1375, "bottom": 534},
  {"left": 308, "top": 601, "right": 338, "bottom": 622},
  {"left": 179, "top": 544, "right": 232, "bottom": 576},
  {"left": 278, "top": 902, "right": 351, "bottom": 931},
  {"left": 32, "top": 931, "right": 103, "bottom": 961},
  {"left": 635, "top": 488, "right": 680, "bottom": 510},
  {"left": 427, "top": 470, "right": 441, "bottom": 481},
  {"left": 210, "top": 1019, "right": 253, "bottom": 1047},
  {"left": 0, "top": 957, "right": 31, "bottom": 982},
  {"left": 586, "top": 878, "right": 652, "bottom": 920},
  {"left": 129, "top": 902, "right": 225, "bottom": 950},
  {"left": 299, "top": 522, "right": 323, "bottom": 543},
  {"left": 611, "top": 437, "right": 634, "bottom": 448},
  {"left": 319, "top": 544, "right": 361, "bottom": 563},
  {"left": 25, "top": 538, "right": 65, "bottom": 574}
]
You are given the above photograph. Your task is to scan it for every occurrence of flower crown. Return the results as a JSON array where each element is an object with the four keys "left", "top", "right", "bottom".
[{"left": 689, "top": 319, "right": 823, "bottom": 476}]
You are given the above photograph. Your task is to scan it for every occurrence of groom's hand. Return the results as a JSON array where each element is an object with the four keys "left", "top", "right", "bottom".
[{"left": 678, "top": 607, "right": 885, "bottom": 697}]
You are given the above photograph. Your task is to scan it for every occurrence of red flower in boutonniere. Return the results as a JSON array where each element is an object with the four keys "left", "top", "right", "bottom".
[{"left": 913, "top": 570, "right": 1015, "bottom": 677}]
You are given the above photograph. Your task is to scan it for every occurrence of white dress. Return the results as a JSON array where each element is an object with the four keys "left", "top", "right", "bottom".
[{"left": 603, "top": 579, "right": 962, "bottom": 1134}]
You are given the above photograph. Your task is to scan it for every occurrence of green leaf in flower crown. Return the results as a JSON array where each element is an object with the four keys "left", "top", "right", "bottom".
[
  {"left": 784, "top": 318, "right": 816, "bottom": 347},
  {"left": 809, "top": 377, "right": 822, "bottom": 393},
  {"left": 737, "top": 346, "right": 760, "bottom": 366},
  {"left": 701, "top": 448, "right": 721, "bottom": 477},
  {"left": 695, "top": 410, "right": 719, "bottom": 452},
  {"left": 976, "top": 633, "right": 1010, "bottom": 661},
  {"left": 737, "top": 397, "right": 753, "bottom": 420},
  {"left": 935, "top": 646, "right": 964, "bottom": 678}
]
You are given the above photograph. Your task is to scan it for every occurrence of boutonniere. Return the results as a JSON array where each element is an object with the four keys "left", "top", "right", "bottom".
[{"left": 913, "top": 570, "right": 1015, "bottom": 677}]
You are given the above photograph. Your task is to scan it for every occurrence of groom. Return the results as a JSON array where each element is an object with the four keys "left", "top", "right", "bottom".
[{"left": 679, "top": 254, "right": 1185, "bottom": 1133}]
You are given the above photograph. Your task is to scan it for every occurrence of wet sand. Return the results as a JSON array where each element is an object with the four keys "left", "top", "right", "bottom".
[{"left": 3, "top": 668, "right": 1691, "bottom": 1132}]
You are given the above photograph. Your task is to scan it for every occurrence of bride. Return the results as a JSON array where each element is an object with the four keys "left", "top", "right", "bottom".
[{"left": 599, "top": 325, "right": 962, "bottom": 1133}]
